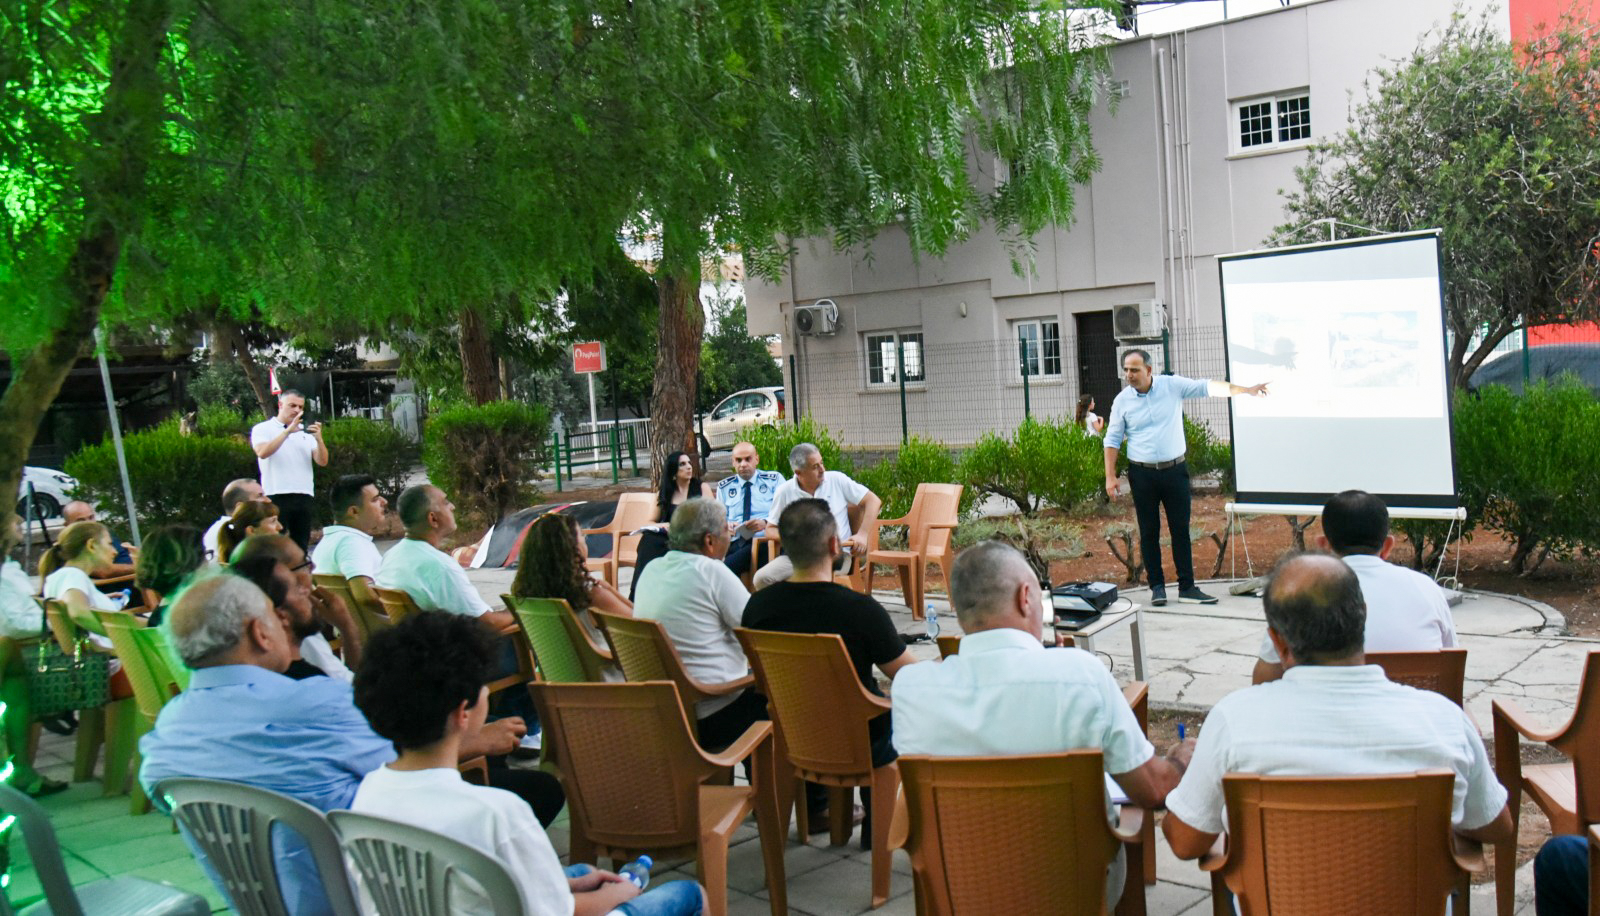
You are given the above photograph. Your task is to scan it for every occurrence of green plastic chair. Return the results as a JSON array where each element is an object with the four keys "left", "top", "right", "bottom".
[
  {"left": 134, "top": 625, "right": 189, "bottom": 692},
  {"left": 502, "top": 595, "right": 615, "bottom": 684}
]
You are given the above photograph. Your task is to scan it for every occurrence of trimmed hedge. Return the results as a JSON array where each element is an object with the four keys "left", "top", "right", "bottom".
[
  {"left": 958, "top": 417, "right": 1103, "bottom": 516},
  {"left": 312, "top": 418, "right": 420, "bottom": 525},
  {"left": 422, "top": 400, "right": 551, "bottom": 527},
  {"left": 65, "top": 421, "right": 260, "bottom": 530},
  {"left": 856, "top": 435, "right": 975, "bottom": 521},
  {"left": 744, "top": 416, "right": 855, "bottom": 477}
]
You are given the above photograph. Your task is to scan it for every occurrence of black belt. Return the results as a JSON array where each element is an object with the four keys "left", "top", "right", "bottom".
[{"left": 1130, "top": 457, "right": 1185, "bottom": 470}]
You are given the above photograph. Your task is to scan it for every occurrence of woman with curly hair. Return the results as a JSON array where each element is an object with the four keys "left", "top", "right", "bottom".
[
  {"left": 216, "top": 499, "right": 282, "bottom": 565},
  {"left": 509, "top": 513, "right": 632, "bottom": 621}
]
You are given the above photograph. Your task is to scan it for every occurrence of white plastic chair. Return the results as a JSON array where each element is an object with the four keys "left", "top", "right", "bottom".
[
  {"left": 153, "top": 778, "right": 361, "bottom": 916},
  {"left": 328, "top": 810, "right": 527, "bottom": 916},
  {"left": 0, "top": 783, "right": 209, "bottom": 916}
]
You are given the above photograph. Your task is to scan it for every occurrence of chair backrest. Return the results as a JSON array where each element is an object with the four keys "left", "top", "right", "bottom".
[
  {"left": 313, "top": 573, "right": 386, "bottom": 639},
  {"left": 591, "top": 609, "right": 709, "bottom": 709},
  {"left": 613, "top": 493, "right": 658, "bottom": 563},
  {"left": 531, "top": 681, "right": 715, "bottom": 851},
  {"left": 41, "top": 599, "right": 76, "bottom": 655},
  {"left": 504, "top": 595, "right": 605, "bottom": 683},
  {"left": 94, "top": 610, "right": 168, "bottom": 726},
  {"left": 134, "top": 624, "right": 190, "bottom": 693},
  {"left": 1553, "top": 650, "right": 1600, "bottom": 823},
  {"left": 736, "top": 628, "right": 882, "bottom": 779},
  {"left": 328, "top": 811, "right": 525, "bottom": 916},
  {"left": 906, "top": 483, "right": 963, "bottom": 555},
  {"left": 1367, "top": 649, "right": 1468, "bottom": 707},
  {"left": 370, "top": 587, "right": 423, "bottom": 627},
  {"left": 896, "top": 752, "right": 1120, "bottom": 916},
  {"left": 0, "top": 782, "right": 88, "bottom": 916},
  {"left": 155, "top": 778, "right": 362, "bottom": 916},
  {"left": 1217, "top": 769, "right": 1461, "bottom": 915},
  {"left": 936, "top": 635, "right": 961, "bottom": 660}
]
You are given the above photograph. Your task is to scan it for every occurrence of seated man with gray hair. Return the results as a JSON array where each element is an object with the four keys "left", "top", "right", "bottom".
[
  {"left": 634, "top": 497, "right": 768, "bottom": 750},
  {"left": 752, "top": 442, "right": 881, "bottom": 590}
]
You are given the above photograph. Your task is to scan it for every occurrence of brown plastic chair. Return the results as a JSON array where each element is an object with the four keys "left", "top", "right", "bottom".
[
  {"left": 42, "top": 599, "right": 139, "bottom": 797},
  {"left": 590, "top": 609, "right": 755, "bottom": 745},
  {"left": 583, "top": 493, "right": 657, "bottom": 588},
  {"left": 936, "top": 635, "right": 961, "bottom": 659},
  {"left": 369, "top": 585, "right": 423, "bottom": 627},
  {"left": 1368, "top": 649, "right": 1468, "bottom": 707},
  {"left": 1588, "top": 824, "right": 1600, "bottom": 915},
  {"left": 864, "top": 483, "right": 962, "bottom": 619},
  {"left": 501, "top": 594, "right": 614, "bottom": 683},
  {"left": 530, "top": 681, "right": 787, "bottom": 916},
  {"left": 1492, "top": 649, "right": 1600, "bottom": 916},
  {"left": 314, "top": 572, "right": 390, "bottom": 639},
  {"left": 1200, "top": 769, "right": 1482, "bottom": 916},
  {"left": 734, "top": 628, "right": 898, "bottom": 908},
  {"left": 893, "top": 750, "right": 1145, "bottom": 916}
]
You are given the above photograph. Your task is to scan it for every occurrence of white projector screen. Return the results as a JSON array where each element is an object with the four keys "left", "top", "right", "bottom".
[{"left": 1217, "top": 231, "right": 1459, "bottom": 513}]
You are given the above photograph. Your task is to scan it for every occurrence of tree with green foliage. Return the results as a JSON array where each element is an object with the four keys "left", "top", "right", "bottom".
[
  {"left": 1270, "top": 13, "right": 1600, "bottom": 386},
  {"left": 699, "top": 298, "right": 782, "bottom": 413}
]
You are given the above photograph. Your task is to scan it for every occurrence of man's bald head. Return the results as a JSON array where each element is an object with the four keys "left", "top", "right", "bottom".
[
  {"left": 948, "top": 540, "right": 1038, "bottom": 634},
  {"left": 1262, "top": 552, "right": 1366, "bottom": 666},
  {"left": 62, "top": 501, "right": 95, "bottom": 525},
  {"left": 168, "top": 572, "right": 285, "bottom": 670}
]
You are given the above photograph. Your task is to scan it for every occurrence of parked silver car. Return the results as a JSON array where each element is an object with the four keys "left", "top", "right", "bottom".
[{"left": 699, "top": 387, "right": 784, "bottom": 455}]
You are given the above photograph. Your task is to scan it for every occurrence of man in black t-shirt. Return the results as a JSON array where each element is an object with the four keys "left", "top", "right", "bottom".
[{"left": 742, "top": 498, "right": 917, "bottom": 776}]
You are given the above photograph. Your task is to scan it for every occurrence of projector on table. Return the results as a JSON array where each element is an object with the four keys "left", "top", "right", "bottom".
[{"left": 1049, "top": 582, "right": 1118, "bottom": 629}]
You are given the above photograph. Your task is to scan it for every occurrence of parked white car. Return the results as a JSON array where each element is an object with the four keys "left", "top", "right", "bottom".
[
  {"left": 699, "top": 387, "right": 785, "bottom": 455},
  {"left": 18, "top": 466, "right": 76, "bottom": 520}
]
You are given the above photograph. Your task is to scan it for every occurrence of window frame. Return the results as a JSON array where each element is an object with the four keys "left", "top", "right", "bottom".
[
  {"left": 1231, "top": 90, "right": 1311, "bottom": 154},
  {"left": 864, "top": 331, "right": 927, "bottom": 388},
  {"left": 1011, "top": 318, "right": 1063, "bottom": 380}
]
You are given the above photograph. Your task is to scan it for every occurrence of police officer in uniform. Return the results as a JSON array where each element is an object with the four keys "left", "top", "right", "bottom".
[{"left": 717, "top": 441, "right": 786, "bottom": 576}]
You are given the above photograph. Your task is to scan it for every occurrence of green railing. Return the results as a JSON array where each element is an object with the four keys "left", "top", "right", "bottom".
[{"left": 550, "top": 425, "right": 639, "bottom": 490}]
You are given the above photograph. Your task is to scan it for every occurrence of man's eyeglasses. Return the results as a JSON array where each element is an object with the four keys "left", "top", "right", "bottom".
[{"left": 289, "top": 557, "right": 315, "bottom": 573}]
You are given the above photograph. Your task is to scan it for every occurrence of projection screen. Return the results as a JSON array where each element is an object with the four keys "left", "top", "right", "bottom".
[{"left": 1216, "top": 231, "right": 1460, "bottom": 516}]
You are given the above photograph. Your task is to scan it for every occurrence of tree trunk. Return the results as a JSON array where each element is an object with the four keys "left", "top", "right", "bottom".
[
  {"left": 649, "top": 255, "right": 706, "bottom": 489},
  {"left": 459, "top": 306, "right": 500, "bottom": 405},
  {"left": 0, "top": 0, "right": 171, "bottom": 556},
  {"left": 208, "top": 318, "right": 273, "bottom": 416}
]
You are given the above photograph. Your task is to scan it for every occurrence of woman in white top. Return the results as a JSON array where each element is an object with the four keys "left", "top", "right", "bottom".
[
  {"left": 40, "top": 521, "right": 123, "bottom": 616},
  {"left": 1077, "top": 394, "right": 1105, "bottom": 437}
]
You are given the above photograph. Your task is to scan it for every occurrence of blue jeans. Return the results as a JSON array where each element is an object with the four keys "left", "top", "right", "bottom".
[
  {"left": 1535, "top": 835, "right": 1587, "bottom": 916},
  {"left": 564, "top": 864, "right": 705, "bottom": 916}
]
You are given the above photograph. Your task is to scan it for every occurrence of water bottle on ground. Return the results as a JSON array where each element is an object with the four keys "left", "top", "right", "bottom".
[
  {"left": 925, "top": 603, "right": 939, "bottom": 640},
  {"left": 619, "top": 854, "right": 653, "bottom": 890}
]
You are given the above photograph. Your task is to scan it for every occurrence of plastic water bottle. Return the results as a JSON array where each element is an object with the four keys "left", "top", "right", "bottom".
[
  {"left": 110, "top": 589, "right": 132, "bottom": 611},
  {"left": 619, "top": 854, "right": 653, "bottom": 890},
  {"left": 924, "top": 603, "right": 940, "bottom": 640}
]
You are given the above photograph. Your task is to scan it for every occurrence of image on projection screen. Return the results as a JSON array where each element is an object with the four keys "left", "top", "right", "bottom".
[{"left": 1218, "top": 232, "right": 1458, "bottom": 511}]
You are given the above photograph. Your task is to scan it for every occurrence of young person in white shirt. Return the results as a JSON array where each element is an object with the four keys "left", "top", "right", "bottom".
[
  {"left": 203, "top": 479, "right": 265, "bottom": 560},
  {"left": 1251, "top": 489, "right": 1458, "bottom": 684},
  {"left": 250, "top": 389, "right": 328, "bottom": 551},
  {"left": 752, "top": 442, "right": 881, "bottom": 590},
  {"left": 1164, "top": 552, "right": 1513, "bottom": 862},
  {"left": 352, "top": 611, "right": 705, "bottom": 916},
  {"left": 310, "top": 473, "right": 387, "bottom": 590}
]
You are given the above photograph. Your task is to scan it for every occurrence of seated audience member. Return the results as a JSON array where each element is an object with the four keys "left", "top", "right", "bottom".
[
  {"left": 215, "top": 499, "right": 282, "bottom": 565},
  {"left": 0, "top": 516, "right": 63, "bottom": 796},
  {"left": 628, "top": 451, "right": 716, "bottom": 601},
  {"left": 352, "top": 611, "right": 706, "bottom": 916},
  {"left": 634, "top": 498, "right": 766, "bottom": 749},
  {"left": 892, "top": 540, "right": 1190, "bottom": 905},
  {"left": 377, "top": 485, "right": 514, "bottom": 630},
  {"left": 61, "top": 500, "right": 138, "bottom": 577},
  {"left": 41, "top": 521, "right": 126, "bottom": 617},
  {"left": 139, "top": 575, "right": 553, "bottom": 916},
  {"left": 1534, "top": 835, "right": 1587, "bottom": 916},
  {"left": 716, "top": 442, "right": 784, "bottom": 577},
  {"left": 1163, "top": 553, "right": 1513, "bottom": 861},
  {"left": 134, "top": 525, "right": 207, "bottom": 628},
  {"left": 310, "top": 474, "right": 387, "bottom": 584},
  {"left": 1253, "top": 489, "right": 1458, "bottom": 684},
  {"left": 752, "top": 443, "right": 881, "bottom": 590},
  {"left": 743, "top": 497, "right": 914, "bottom": 834},
  {"left": 510, "top": 513, "right": 633, "bottom": 626},
  {"left": 202, "top": 478, "right": 265, "bottom": 560},
  {"left": 231, "top": 534, "right": 363, "bottom": 680}
]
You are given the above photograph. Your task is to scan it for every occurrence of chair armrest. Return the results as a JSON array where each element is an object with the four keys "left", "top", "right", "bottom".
[
  {"left": 1197, "top": 834, "right": 1230, "bottom": 873},
  {"left": 702, "top": 720, "right": 773, "bottom": 770},
  {"left": 93, "top": 574, "right": 137, "bottom": 590},
  {"left": 689, "top": 672, "right": 756, "bottom": 697},
  {"left": 457, "top": 756, "right": 490, "bottom": 785},
  {"left": 1110, "top": 806, "right": 1146, "bottom": 844},
  {"left": 1492, "top": 699, "right": 1567, "bottom": 744},
  {"left": 876, "top": 514, "right": 910, "bottom": 528},
  {"left": 924, "top": 522, "right": 960, "bottom": 530},
  {"left": 864, "top": 693, "right": 892, "bottom": 714},
  {"left": 1450, "top": 833, "right": 1487, "bottom": 874}
]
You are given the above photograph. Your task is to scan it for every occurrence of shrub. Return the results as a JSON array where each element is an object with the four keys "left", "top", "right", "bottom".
[
  {"left": 951, "top": 515, "right": 1085, "bottom": 584},
  {"left": 65, "top": 424, "right": 260, "bottom": 531},
  {"left": 1183, "top": 415, "right": 1235, "bottom": 494},
  {"left": 958, "top": 418, "right": 1103, "bottom": 516},
  {"left": 195, "top": 403, "right": 250, "bottom": 439},
  {"left": 855, "top": 435, "right": 975, "bottom": 521},
  {"left": 313, "top": 418, "right": 420, "bottom": 525},
  {"left": 744, "top": 416, "right": 855, "bottom": 477},
  {"left": 422, "top": 400, "right": 552, "bottom": 527}
]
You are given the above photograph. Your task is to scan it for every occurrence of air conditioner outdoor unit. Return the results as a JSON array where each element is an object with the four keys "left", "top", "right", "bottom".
[
  {"left": 1113, "top": 299, "right": 1166, "bottom": 340},
  {"left": 794, "top": 299, "right": 839, "bottom": 337}
]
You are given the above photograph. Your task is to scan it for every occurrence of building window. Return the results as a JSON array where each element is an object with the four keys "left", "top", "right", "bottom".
[
  {"left": 865, "top": 331, "right": 926, "bottom": 387},
  {"left": 1014, "top": 319, "right": 1062, "bottom": 378},
  {"left": 1234, "top": 91, "right": 1310, "bottom": 152}
]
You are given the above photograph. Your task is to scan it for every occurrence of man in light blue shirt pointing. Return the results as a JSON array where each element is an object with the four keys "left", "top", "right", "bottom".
[{"left": 1103, "top": 349, "right": 1267, "bottom": 605}]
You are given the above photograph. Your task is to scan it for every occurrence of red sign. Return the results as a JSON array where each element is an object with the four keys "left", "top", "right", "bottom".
[{"left": 572, "top": 341, "right": 607, "bottom": 374}]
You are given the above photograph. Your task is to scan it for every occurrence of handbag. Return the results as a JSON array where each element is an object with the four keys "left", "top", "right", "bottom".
[{"left": 23, "top": 603, "right": 111, "bottom": 718}]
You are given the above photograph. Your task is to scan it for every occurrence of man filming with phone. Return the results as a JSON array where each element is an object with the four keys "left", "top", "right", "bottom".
[{"left": 252, "top": 389, "right": 329, "bottom": 552}]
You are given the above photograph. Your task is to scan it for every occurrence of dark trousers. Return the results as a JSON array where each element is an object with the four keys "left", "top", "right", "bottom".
[
  {"left": 723, "top": 537, "right": 754, "bottom": 576},
  {"left": 272, "top": 492, "right": 315, "bottom": 553},
  {"left": 1128, "top": 461, "right": 1194, "bottom": 591},
  {"left": 485, "top": 759, "right": 565, "bottom": 827},
  {"left": 1535, "top": 835, "right": 1587, "bottom": 916}
]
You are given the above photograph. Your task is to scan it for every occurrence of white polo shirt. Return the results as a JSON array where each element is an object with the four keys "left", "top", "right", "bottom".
[
  {"left": 202, "top": 515, "right": 229, "bottom": 560},
  {"left": 633, "top": 550, "right": 750, "bottom": 717},
  {"left": 1258, "top": 554, "right": 1458, "bottom": 664},
  {"left": 352, "top": 766, "right": 573, "bottom": 916},
  {"left": 892, "top": 628, "right": 1154, "bottom": 774},
  {"left": 766, "top": 470, "right": 869, "bottom": 542},
  {"left": 1165, "top": 665, "right": 1506, "bottom": 835},
  {"left": 311, "top": 526, "right": 383, "bottom": 581},
  {"left": 0, "top": 559, "right": 42, "bottom": 639},
  {"left": 300, "top": 633, "right": 353, "bottom": 683},
  {"left": 250, "top": 418, "right": 317, "bottom": 496},
  {"left": 376, "top": 538, "right": 490, "bottom": 618}
]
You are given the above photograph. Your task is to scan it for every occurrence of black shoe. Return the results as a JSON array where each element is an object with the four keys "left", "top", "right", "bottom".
[
  {"left": 808, "top": 804, "right": 865, "bottom": 836},
  {"left": 1178, "top": 587, "right": 1219, "bottom": 604},
  {"left": 39, "top": 714, "right": 76, "bottom": 737},
  {"left": 1150, "top": 587, "right": 1167, "bottom": 607}
]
